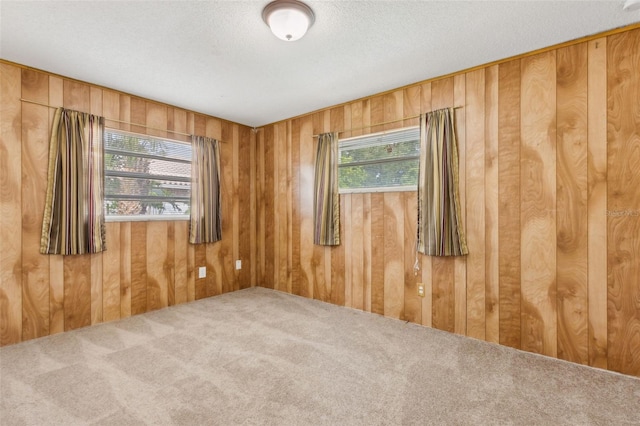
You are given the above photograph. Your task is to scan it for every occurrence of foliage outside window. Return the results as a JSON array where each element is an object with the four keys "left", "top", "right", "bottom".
[
  {"left": 338, "top": 126, "right": 420, "bottom": 193},
  {"left": 104, "top": 130, "right": 191, "bottom": 220}
]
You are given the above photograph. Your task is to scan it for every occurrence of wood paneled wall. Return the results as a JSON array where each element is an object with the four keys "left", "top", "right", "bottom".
[
  {"left": 0, "top": 63, "right": 255, "bottom": 345},
  {"left": 255, "top": 28, "right": 640, "bottom": 377}
]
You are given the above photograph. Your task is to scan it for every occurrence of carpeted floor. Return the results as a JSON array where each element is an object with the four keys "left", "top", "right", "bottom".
[{"left": 1, "top": 287, "right": 639, "bottom": 425}]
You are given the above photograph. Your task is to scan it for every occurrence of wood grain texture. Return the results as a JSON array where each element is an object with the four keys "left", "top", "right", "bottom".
[
  {"left": 351, "top": 193, "right": 365, "bottom": 311},
  {"left": 453, "top": 74, "right": 467, "bottom": 336},
  {"left": 370, "top": 193, "right": 385, "bottom": 315},
  {"left": 330, "top": 107, "right": 345, "bottom": 306},
  {"left": 119, "top": 221, "right": 132, "bottom": 318},
  {"left": 520, "top": 50, "right": 557, "bottom": 358},
  {"left": 403, "top": 192, "right": 420, "bottom": 324},
  {"left": 343, "top": 194, "right": 353, "bottom": 308},
  {"left": 465, "top": 69, "right": 486, "bottom": 340},
  {"left": 419, "top": 82, "right": 433, "bottom": 328},
  {"left": 48, "top": 76, "right": 64, "bottom": 335},
  {"left": 249, "top": 26, "right": 640, "bottom": 378},
  {"left": 102, "top": 222, "right": 121, "bottom": 322},
  {"left": 174, "top": 221, "right": 188, "bottom": 305},
  {"left": 130, "top": 221, "right": 148, "bottom": 315},
  {"left": 1, "top": 62, "right": 254, "bottom": 347},
  {"left": 383, "top": 192, "right": 404, "bottom": 319},
  {"left": 298, "top": 116, "right": 314, "bottom": 299},
  {"left": 0, "top": 63, "right": 23, "bottom": 345},
  {"left": 556, "top": 42, "right": 589, "bottom": 365},
  {"left": 21, "top": 69, "right": 50, "bottom": 339},
  {"left": 146, "top": 221, "right": 168, "bottom": 311},
  {"left": 4, "top": 26, "right": 640, "bottom": 378},
  {"left": 498, "top": 60, "right": 522, "bottom": 349},
  {"left": 63, "top": 255, "right": 91, "bottom": 331},
  {"left": 607, "top": 29, "right": 640, "bottom": 376},
  {"left": 484, "top": 65, "right": 500, "bottom": 343},
  {"left": 587, "top": 38, "right": 608, "bottom": 369}
]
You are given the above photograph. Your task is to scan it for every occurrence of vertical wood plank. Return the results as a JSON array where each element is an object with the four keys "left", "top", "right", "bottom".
[
  {"left": 217, "top": 121, "right": 233, "bottom": 296},
  {"left": 239, "top": 126, "right": 252, "bottom": 289},
  {"left": 174, "top": 221, "right": 188, "bottom": 304},
  {"left": 291, "top": 119, "right": 301, "bottom": 295},
  {"left": 587, "top": 37, "right": 608, "bottom": 369},
  {"left": 48, "top": 75, "right": 64, "bottom": 335},
  {"left": 453, "top": 73, "right": 467, "bottom": 335},
  {"left": 498, "top": 60, "right": 522, "bottom": 349},
  {"left": 485, "top": 65, "right": 500, "bottom": 343},
  {"left": 363, "top": 193, "right": 373, "bottom": 313},
  {"left": 146, "top": 221, "right": 168, "bottom": 311},
  {"left": 166, "top": 222, "right": 175, "bottom": 306},
  {"left": 119, "top": 222, "right": 132, "bottom": 318},
  {"left": 264, "top": 125, "right": 275, "bottom": 289},
  {"left": 21, "top": 69, "right": 50, "bottom": 340},
  {"left": 130, "top": 222, "right": 147, "bottom": 315},
  {"left": 0, "top": 63, "right": 23, "bottom": 345},
  {"left": 89, "top": 86, "right": 104, "bottom": 326},
  {"left": 403, "top": 85, "right": 421, "bottom": 324},
  {"left": 403, "top": 192, "right": 420, "bottom": 323},
  {"left": 383, "top": 192, "right": 404, "bottom": 319},
  {"left": 63, "top": 256, "right": 91, "bottom": 331},
  {"left": 607, "top": 29, "right": 640, "bottom": 375},
  {"left": 330, "top": 107, "right": 345, "bottom": 306},
  {"left": 298, "top": 116, "right": 314, "bottom": 298},
  {"left": 419, "top": 82, "right": 433, "bottom": 327},
  {"left": 102, "top": 222, "right": 121, "bottom": 322},
  {"left": 370, "top": 193, "right": 385, "bottom": 315},
  {"left": 351, "top": 193, "right": 365, "bottom": 311},
  {"left": 556, "top": 42, "right": 589, "bottom": 365},
  {"left": 465, "top": 69, "right": 486, "bottom": 339},
  {"left": 186, "top": 112, "right": 196, "bottom": 302},
  {"left": 520, "top": 50, "right": 557, "bottom": 358}
]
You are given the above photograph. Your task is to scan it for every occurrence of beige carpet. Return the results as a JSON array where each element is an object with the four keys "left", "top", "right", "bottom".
[{"left": 1, "top": 287, "right": 639, "bottom": 425}]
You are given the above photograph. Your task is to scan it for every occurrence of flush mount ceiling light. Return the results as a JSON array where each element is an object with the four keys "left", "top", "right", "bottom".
[{"left": 262, "top": 0, "right": 315, "bottom": 41}]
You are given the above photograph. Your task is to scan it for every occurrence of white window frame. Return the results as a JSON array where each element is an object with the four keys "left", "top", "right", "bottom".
[
  {"left": 103, "top": 128, "right": 192, "bottom": 222},
  {"left": 338, "top": 125, "right": 420, "bottom": 194}
]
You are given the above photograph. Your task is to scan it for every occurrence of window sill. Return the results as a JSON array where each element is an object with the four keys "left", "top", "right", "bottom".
[{"left": 339, "top": 185, "right": 417, "bottom": 194}]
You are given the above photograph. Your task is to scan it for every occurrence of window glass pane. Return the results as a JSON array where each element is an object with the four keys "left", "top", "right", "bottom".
[
  {"left": 338, "top": 126, "right": 420, "bottom": 192},
  {"left": 339, "top": 158, "right": 419, "bottom": 189},
  {"left": 104, "top": 130, "right": 191, "bottom": 218}
]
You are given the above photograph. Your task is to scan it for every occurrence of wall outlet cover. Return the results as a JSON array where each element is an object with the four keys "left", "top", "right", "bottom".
[
  {"left": 198, "top": 266, "right": 206, "bottom": 278},
  {"left": 235, "top": 260, "right": 242, "bottom": 270}
]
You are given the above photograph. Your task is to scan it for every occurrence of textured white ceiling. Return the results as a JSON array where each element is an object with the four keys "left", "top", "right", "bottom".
[{"left": 1, "top": 1, "right": 639, "bottom": 127}]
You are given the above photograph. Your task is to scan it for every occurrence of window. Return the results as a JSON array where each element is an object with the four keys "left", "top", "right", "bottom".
[
  {"left": 338, "top": 126, "right": 420, "bottom": 193},
  {"left": 104, "top": 129, "right": 191, "bottom": 220}
]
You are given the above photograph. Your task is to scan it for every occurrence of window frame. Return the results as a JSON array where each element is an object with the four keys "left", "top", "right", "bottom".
[
  {"left": 103, "top": 128, "right": 192, "bottom": 222},
  {"left": 338, "top": 125, "right": 420, "bottom": 194}
]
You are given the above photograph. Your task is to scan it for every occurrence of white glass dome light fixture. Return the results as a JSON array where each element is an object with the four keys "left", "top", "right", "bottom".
[{"left": 262, "top": 0, "right": 315, "bottom": 41}]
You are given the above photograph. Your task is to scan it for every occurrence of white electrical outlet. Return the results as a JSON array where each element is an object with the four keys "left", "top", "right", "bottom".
[
  {"left": 235, "top": 260, "right": 242, "bottom": 270},
  {"left": 198, "top": 266, "right": 206, "bottom": 279}
]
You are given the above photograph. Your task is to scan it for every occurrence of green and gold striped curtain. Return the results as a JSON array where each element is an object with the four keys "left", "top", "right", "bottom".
[
  {"left": 313, "top": 132, "right": 340, "bottom": 246},
  {"left": 40, "top": 108, "right": 106, "bottom": 255},
  {"left": 189, "top": 135, "right": 222, "bottom": 244},
  {"left": 417, "top": 108, "right": 468, "bottom": 256}
]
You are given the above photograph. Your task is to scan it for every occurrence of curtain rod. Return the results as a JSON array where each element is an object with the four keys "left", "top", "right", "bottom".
[
  {"left": 312, "top": 106, "right": 462, "bottom": 138},
  {"left": 20, "top": 98, "right": 193, "bottom": 138}
]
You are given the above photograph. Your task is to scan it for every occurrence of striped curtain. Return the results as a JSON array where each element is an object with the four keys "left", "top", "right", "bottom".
[
  {"left": 313, "top": 132, "right": 340, "bottom": 246},
  {"left": 189, "top": 135, "right": 222, "bottom": 244},
  {"left": 40, "top": 108, "right": 106, "bottom": 255},
  {"left": 417, "top": 108, "right": 468, "bottom": 256}
]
